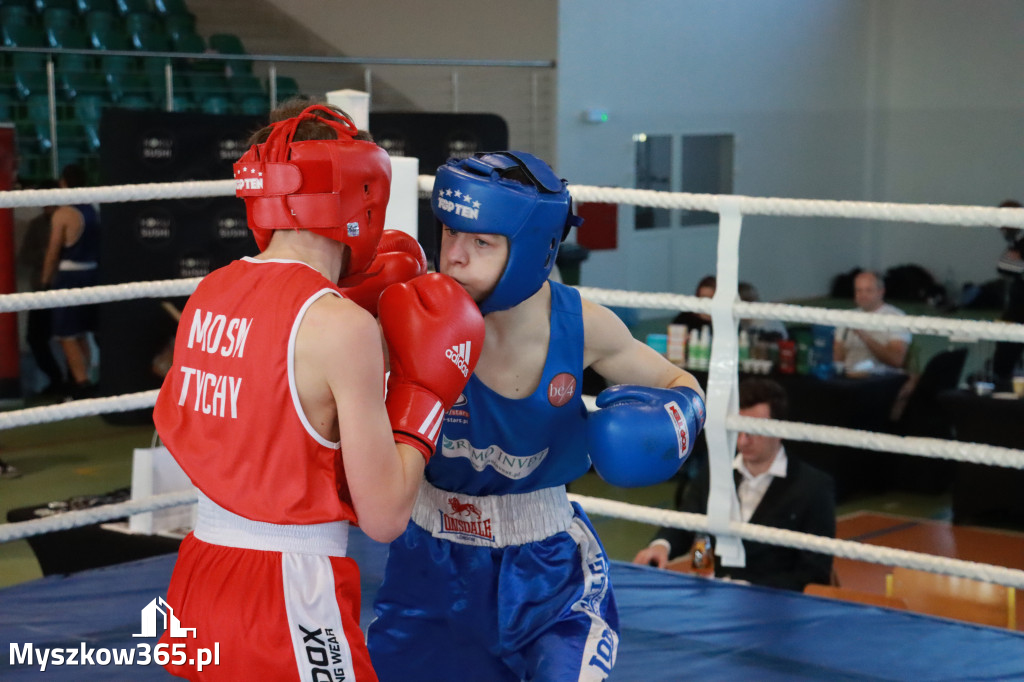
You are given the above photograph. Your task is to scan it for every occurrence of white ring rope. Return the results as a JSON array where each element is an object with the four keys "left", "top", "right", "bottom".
[
  {"left": 0, "top": 278, "right": 201, "bottom": 313},
  {"left": 2, "top": 486, "right": 1021, "bottom": 591},
  {"left": 5, "top": 178, "right": 1024, "bottom": 594},
  {"left": 4, "top": 286, "right": 1023, "bottom": 346},
  {"left": 729, "top": 415, "right": 1024, "bottom": 470},
  {"left": 0, "top": 391, "right": 158, "bottom": 430},
  {"left": 0, "top": 179, "right": 235, "bottom": 209},
  {"left": 567, "top": 494, "right": 1024, "bottom": 590},
  {"left": 575, "top": 289, "right": 1024, "bottom": 343},
  {"left": 567, "top": 186, "right": 1024, "bottom": 229},
  {"left": 1, "top": 177, "right": 1019, "bottom": 227},
  {"left": 0, "top": 490, "right": 196, "bottom": 543}
]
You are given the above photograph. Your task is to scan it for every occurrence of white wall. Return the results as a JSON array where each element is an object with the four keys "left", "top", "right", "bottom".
[
  {"left": 264, "top": 0, "right": 556, "bottom": 60},
  {"left": 557, "top": 0, "right": 1023, "bottom": 303},
  {"left": 262, "top": 0, "right": 1021, "bottom": 303},
  {"left": 870, "top": 0, "right": 1024, "bottom": 289},
  {"left": 262, "top": 0, "right": 559, "bottom": 160}
]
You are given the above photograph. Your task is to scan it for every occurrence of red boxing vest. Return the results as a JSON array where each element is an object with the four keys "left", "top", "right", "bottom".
[{"left": 154, "top": 257, "right": 357, "bottom": 525}]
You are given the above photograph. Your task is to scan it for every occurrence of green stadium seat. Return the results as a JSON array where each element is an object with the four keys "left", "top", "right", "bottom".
[
  {"left": 139, "top": 54, "right": 168, "bottom": 77},
  {"left": 115, "top": 0, "right": 150, "bottom": 16},
  {"left": 24, "top": 93, "right": 53, "bottom": 121},
  {"left": 161, "top": 10, "right": 193, "bottom": 39},
  {"left": 41, "top": 6, "right": 77, "bottom": 30},
  {"left": 226, "top": 73, "right": 262, "bottom": 102},
  {"left": 47, "top": 23, "right": 90, "bottom": 49},
  {"left": 0, "top": 5, "right": 36, "bottom": 28},
  {"left": 131, "top": 27, "right": 169, "bottom": 51},
  {"left": 74, "top": 92, "right": 103, "bottom": 120},
  {"left": 238, "top": 94, "right": 267, "bottom": 116},
  {"left": 11, "top": 52, "right": 48, "bottom": 99},
  {"left": 114, "top": 93, "right": 150, "bottom": 109},
  {"left": 102, "top": 55, "right": 149, "bottom": 102},
  {"left": 155, "top": 91, "right": 190, "bottom": 111},
  {"left": 85, "top": 8, "right": 118, "bottom": 32},
  {"left": 153, "top": 0, "right": 186, "bottom": 15},
  {"left": 0, "top": 91, "right": 15, "bottom": 121},
  {"left": 172, "top": 30, "right": 202, "bottom": 53},
  {"left": 58, "top": 144, "right": 86, "bottom": 170},
  {"left": 54, "top": 52, "right": 105, "bottom": 99},
  {"left": 208, "top": 33, "right": 250, "bottom": 74},
  {"left": 123, "top": 10, "right": 156, "bottom": 35},
  {"left": 76, "top": 0, "right": 116, "bottom": 13},
  {"left": 268, "top": 75, "right": 301, "bottom": 103},
  {"left": 3, "top": 23, "right": 47, "bottom": 48},
  {"left": 88, "top": 15, "right": 130, "bottom": 51},
  {"left": 35, "top": 0, "right": 77, "bottom": 13},
  {"left": 146, "top": 67, "right": 185, "bottom": 104},
  {"left": 199, "top": 94, "right": 232, "bottom": 115},
  {"left": 20, "top": 98, "right": 81, "bottom": 157},
  {"left": 185, "top": 70, "right": 223, "bottom": 94},
  {"left": 208, "top": 32, "right": 244, "bottom": 55}
]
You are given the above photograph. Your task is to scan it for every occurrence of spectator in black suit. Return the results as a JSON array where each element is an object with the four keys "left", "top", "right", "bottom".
[{"left": 633, "top": 377, "right": 836, "bottom": 591}]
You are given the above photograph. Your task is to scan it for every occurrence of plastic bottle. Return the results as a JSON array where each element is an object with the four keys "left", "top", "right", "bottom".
[
  {"left": 699, "top": 325, "right": 712, "bottom": 370},
  {"left": 692, "top": 533, "right": 713, "bottom": 575},
  {"left": 738, "top": 329, "right": 750, "bottom": 363},
  {"left": 686, "top": 328, "right": 701, "bottom": 369},
  {"left": 667, "top": 324, "right": 687, "bottom": 364}
]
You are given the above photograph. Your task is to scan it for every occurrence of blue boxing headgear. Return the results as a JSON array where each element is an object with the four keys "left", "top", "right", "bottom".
[{"left": 432, "top": 151, "right": 583, "bottom": 314}]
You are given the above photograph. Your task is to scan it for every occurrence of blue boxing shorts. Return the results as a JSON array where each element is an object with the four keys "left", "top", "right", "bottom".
[
  {"left": 367, "top": 482, "right": 619, "bottom": 682},
  {"left": 51, "top": 267, "right": 98, "bottom": 338}
]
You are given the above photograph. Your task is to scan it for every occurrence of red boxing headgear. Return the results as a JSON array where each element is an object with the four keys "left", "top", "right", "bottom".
[{"left": 234, "top": 104, "right": 392, "bottom": 275}]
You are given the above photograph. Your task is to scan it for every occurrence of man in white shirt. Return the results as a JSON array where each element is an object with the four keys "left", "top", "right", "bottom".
[
  {"left": 633, "top": 378, "right": 835, "bottom": 591},
  {"left": 834, "top": 271, "right": 911, "bottom": 375}
]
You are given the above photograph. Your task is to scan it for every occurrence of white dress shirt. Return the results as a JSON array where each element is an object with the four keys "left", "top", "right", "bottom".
[{"left": 733, "top": 446, "right": 788, "bottom": 523}]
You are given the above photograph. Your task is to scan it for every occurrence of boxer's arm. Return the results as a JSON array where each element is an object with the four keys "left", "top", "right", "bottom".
[
  {"left": 832, "top": 330, "right": 847, "bottom": 362},
  {"left": 379, "top": 273, "right": 484, "bottom": 460},
  {"left": 42, "top": 206, "right": 78, "bottom": 287},
  {"left": 299, "top": 295, "right": 424, "bottom": 543},
  {"left": 583, "top": 299, "right": 703, "bottom": 397},
  {"left": 853, "top": 331, "right": 907, "bottom": 369}
]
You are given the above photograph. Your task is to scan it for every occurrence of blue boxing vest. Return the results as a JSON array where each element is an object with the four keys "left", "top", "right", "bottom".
[
  {"left": 426, "top": 281, "right": 590, "bottom": 496},
  {"left": 60, "top": 204, "right": 100, "bottom": 264}
]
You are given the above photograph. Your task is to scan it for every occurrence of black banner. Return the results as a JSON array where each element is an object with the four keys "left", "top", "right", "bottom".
[
  {"left": 369, "top": 112, "right": 508, "bottom": 262},
  {"left": 98, "top": 109, "right": 261, "bottom": 424}
]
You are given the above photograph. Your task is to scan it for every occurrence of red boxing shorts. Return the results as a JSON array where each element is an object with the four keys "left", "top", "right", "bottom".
[{"left": 160, "top": 495, "right": 375, "bottom": 681}]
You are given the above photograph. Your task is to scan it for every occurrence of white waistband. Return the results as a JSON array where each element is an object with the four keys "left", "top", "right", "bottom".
[
  {"left": 58, "top": 260, "right": 98, "bottom": 271},
  {"left": 411, "top": 480, "right": 574, "bottom": 548},
  {"left": 193, "top": 490, "right": 349, "bottom": 557}
]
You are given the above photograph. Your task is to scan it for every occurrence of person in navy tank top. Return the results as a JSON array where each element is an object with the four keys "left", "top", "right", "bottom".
[
  {"left": 41, "top": 163, "right": 100, "bottom": 399},
  {"left": 368, "top": 151, "right": 707, "bottom": 681}
]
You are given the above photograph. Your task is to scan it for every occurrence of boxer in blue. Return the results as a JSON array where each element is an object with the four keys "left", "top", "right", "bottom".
[{"left": 367, "top": 151, "right": 706, "bottom": 681}]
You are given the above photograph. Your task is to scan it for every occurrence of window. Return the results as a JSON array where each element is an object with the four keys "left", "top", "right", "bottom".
[
  {"left": 633, "top": 133, "right": 672, "bottom": 229},
  {"left": 680, "top": 134, "right": 734, "bottom": 227}
]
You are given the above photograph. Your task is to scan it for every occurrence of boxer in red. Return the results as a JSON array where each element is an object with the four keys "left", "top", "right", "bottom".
[{"left": 153, "top": 101, "right": 483, "bottom": 681}]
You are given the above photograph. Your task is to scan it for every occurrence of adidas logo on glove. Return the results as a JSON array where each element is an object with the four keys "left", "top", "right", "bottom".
[{"left": 446, "top": 341, "right": 473, "bottom": 377}]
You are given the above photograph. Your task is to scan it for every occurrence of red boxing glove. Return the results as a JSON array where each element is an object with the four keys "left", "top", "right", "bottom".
[
  {"left": 378, "top": 273, "right": 485, "bottom": 461},
  {"left": 338, "top": 229, "right": 428, "bottom": 316}
]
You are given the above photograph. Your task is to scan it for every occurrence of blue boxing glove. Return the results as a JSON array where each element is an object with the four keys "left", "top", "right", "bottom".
[{"left": 587, "top": 385, "right": 706, "bottom": 488}]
